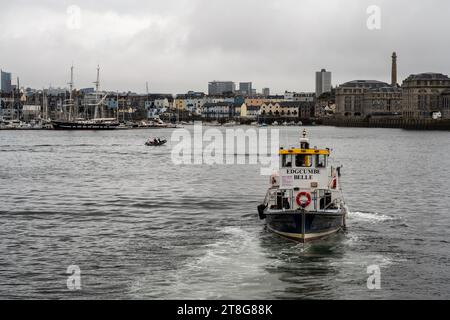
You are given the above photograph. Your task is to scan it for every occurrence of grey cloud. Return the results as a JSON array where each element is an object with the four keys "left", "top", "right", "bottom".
[{"left": 0, "top": 0, "right": 449, "bottom": 93}]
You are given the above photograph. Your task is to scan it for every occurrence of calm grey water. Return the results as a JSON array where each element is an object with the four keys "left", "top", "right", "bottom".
[{"left": 0, "top": 126, "right": 449, "bottom": 300}]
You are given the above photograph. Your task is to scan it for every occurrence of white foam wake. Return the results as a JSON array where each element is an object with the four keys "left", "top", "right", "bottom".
[{"left": 349, "top": 211, "right": 398, "bottom": 222}]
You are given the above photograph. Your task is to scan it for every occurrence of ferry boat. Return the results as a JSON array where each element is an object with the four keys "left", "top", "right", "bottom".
[{"left": 257, "top": 129, "right": 347, "bottom": 242}]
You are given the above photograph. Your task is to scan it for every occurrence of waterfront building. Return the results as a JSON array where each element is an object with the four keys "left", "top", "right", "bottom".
[
  {"left": 262, "top": 88, "right": 270, "bottom": 97},
  {"left": 144, "top": 94, "right": 171, "bottom": 118},
  {"left": 22, "top": 105, "right": 41, "bottom": 121},
  {"left": 239, "top": 104, "right": 261, "bottom": 119},
  {"left": 335, "top": 80, "right": 391, "bottom": 117},
  {"left": 401, "top": 73, "right": 450, "bottom": 119},
  {"left": 201, "top": 102, "right": 241, "bottom": 119},
  {"left": 316, "top": 69, "right": 332, "bottom": 98},
  {"left": 441, "top": 90, "right": 450, "bottom": 119},
  {"left": 260, "top": 101, "right": 305, "bottom": 118},
  {"left": 185, "top": 92, "right": 206, "bottom": 115},
  {"left": 208, "top": 81, "right": 235, "bottom": 95},
  {"left": 174, "top": 94, "right": 187, "bottom": 111},
  {"left": 364, "top": 86, "right": 403, "bottom": 116},
  {"left": 0, "top": 70, "right": 12, "bottom": 93}
]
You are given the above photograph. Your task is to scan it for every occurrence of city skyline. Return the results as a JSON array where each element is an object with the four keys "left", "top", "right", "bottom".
[{"left": 1, "top": 0, "right": 450, "bottom": 93}]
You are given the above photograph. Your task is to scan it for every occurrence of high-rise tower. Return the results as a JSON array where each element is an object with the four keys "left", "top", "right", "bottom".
[{"left": 315, "top": 69, "right": 332, "bottom": 97}]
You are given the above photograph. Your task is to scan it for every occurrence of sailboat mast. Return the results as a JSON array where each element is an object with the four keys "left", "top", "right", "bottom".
[
  {"left": 116, "top": 90, "right": 119, "bottom": 122},
  {"left": 94, "top": 65, "right": 100, "bottom": 119},
  {"left": 68, "top": 65, "right": 74, "bottom": 121}
]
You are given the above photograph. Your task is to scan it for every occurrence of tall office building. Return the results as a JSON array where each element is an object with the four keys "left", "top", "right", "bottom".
[
  {"left": 208, "top": 81, "right": 235, "bottom": 95},
  {"left": 315, "top": 69, "right": 332, "bottom": 98},
  {"left": 262, "top": 88, "right": 270, "bottom": 97},
  {"left": 1, "top": 70, "right": 12, "bottom": 93},
  {"left": 239, "top": 82, "right": 252, "bottom": 95}
]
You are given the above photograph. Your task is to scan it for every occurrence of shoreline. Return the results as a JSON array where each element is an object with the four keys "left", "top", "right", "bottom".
[{"left": 1, "top": 118, "right": 449, "bottom": 131}]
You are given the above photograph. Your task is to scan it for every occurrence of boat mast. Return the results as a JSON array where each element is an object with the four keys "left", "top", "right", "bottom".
[
  {"left": 93, "top": 65, "right": 100, "bottom": 119},
  {"left": 116, "top": 90, "right": 119, "bottom": 122},
  {"left": 68, "top": 65, "right": 74, "bottom": 121},
  {"left": 15, "top": 77, "right": 19, "bottom": 121}
]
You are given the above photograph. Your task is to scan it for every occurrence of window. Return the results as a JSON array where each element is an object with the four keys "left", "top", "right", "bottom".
[
  {"left": 316, "top": 155, "right": 327, "bottom": 168},
  {"left": 282, "top": 154, "right": 293, "bottom": 167},
  {"left": 295, "top": 154, "right": 312, "bottom": 167}
]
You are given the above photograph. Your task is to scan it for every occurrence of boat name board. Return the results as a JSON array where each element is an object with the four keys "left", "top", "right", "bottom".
[{"left": 281, "top": 168, "right": 325, "bottom": 188}]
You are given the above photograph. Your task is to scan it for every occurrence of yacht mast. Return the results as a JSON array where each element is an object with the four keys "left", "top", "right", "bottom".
[
  {"left": 116, "top": 90, "right": 119, "bottom": 122},
  {"left": 94, "top": 65, "right": 100, "bottom": 119},
  {"left": 68, "top": 65, "right": 74, "bottom": 121}
]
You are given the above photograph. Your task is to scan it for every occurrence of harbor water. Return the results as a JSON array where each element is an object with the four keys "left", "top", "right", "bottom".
[{"left": 0, "top": 126, "right": 449, "bottom": 299}]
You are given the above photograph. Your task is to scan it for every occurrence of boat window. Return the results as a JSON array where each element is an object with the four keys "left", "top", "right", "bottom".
[
  {"left": 316, "top": 155, "right": 327, "bottom": 168},
  {"left": 295, "top": 154, "right": 312, "bottom": 167},
  {"left": 282, "top": 154, "right": 293, "bottom": 167}
]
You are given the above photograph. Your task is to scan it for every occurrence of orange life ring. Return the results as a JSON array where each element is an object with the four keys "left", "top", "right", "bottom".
[{"left": 296, "top": 192, "right": 312, "bottom": 208}]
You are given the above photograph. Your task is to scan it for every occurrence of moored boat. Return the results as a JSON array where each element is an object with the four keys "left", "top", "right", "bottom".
[
  {"left": 257, "top": 129, "right": 347, "bottom": 242},
  {"left": 52, "top": 118, "right": 120, "bottom": 130}
]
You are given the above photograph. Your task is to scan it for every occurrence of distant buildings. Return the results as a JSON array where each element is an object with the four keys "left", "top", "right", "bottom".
[
  {"left": 336, "top": 80, "right": 394, "bottom": 117},
  {"left": 201, "top": 101, "right": 241, "bottom": 119},
  {"left": 238, "top": 82, "right": 252, "bottom": 95},
  {"left": 240, "top": 105, "right": 261, "bottom": 119},
  {"left": 1, "top": 70, "right": 12, "bottom": 93},
  {"left": 315, "top": 69, "right": 332, "bottom": 98},
  {"left": 335, "top": 53, "right": 450, "bottom": 120},
  {"left": 208, "top": 81, "right": 235, "bottom": 95},
  {"left": 5, "top": 51, "right": 450, "bottom": 124},
  {"left": 260, "top": 101, "right": 313, "bottom": 120},
  {"left": 185, "top": 92, "right": 206, "bottom": 115},
  {"left": 402, "top": 73, "right": 450, "bottom": 119}
]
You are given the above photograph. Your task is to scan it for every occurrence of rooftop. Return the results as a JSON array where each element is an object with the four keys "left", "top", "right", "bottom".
[
  {"left": 339, "top": 80, "right": 390, "bottom": 88},
  {"left": 404, "top": 72, "right": 450, "bottom": 81}
]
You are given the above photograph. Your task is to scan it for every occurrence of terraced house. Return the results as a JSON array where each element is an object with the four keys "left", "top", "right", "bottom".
[
  {"left": 260, "top": 101, "right": 313, "bottom": 119},
  {"left": 201, "top": 102, "right": 243, "bottom": 120}
]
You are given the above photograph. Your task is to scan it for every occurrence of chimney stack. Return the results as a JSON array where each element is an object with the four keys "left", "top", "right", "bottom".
[{"left": 391, "top": 52, "right": 398, "bottom": 87}]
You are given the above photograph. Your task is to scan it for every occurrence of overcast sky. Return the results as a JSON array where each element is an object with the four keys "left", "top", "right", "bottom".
[{"left": 0, "top": 0, "right": 449, "bottom": 94}]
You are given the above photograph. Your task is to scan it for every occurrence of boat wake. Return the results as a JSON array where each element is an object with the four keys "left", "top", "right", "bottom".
[
  {"left": 349, "top": 211, "right": 399, "bottom": 222},
  {"left": 137, "top": 226, "right": 281, "bottom": 299}
]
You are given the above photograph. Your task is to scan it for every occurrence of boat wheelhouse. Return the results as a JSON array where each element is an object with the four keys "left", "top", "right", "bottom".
[{"left": 258, "top": 129, "right": 347, "bottom": 242}]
